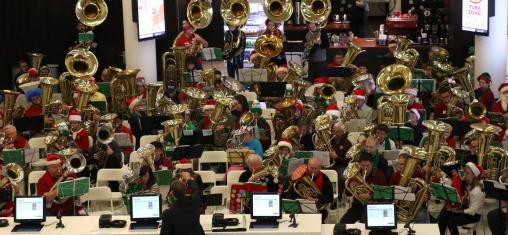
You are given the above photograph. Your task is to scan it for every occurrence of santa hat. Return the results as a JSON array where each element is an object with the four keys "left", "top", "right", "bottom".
[
  {"left": 277, "top": 138, "right": 292, "bottom": 151},
  {"left": 68, "top": 110, "right": 82, "bottom": 122},
  {"left": 251, "top": 100, "right": 262, "bottom": 113},
  {"left": 325, "top": 104, "right": 340, "bottom": 117},
  {"left": 26, "top": 88, "right": 42, "bottom": 102},
  {"left": 295, "top": 100, "right": 304, "bottom": 113},
  {"left": 127, "top": 96, "right": 140, "bottom": 112},
  {"left": 409, "top": 108, "right": 420, "bottom": 120},
  {"left": 313, "top": 77, "right": 328, "bottom": 87},
  {"left": 406, "top": 88, "right": 417, "bottom": 97},
  {"left": 136, "top": 77, "right": 145, "bottom": 85},
  {"left": 45, "top": 154, "right": 62, "bottom": 166},
  {"left": 498, "top": 81, "right": 508, "bottom": 94},
  {"left": 477, "top": 73, "right": 491, "bottom": 84},
  {"left": 353, "top": 88, "right": 366, "bottom": 100},
  {"left": 276, "top": 65, "right": 288, "bottom": 73},
  {"left": 203, "top": 99, "right": 216, "bottom": 111},
  {"left": 466, "top": 162, "right": 484, "bottom": 178},
  {"left": 28, "top": 68, "right": 39, "bottom": 77}
]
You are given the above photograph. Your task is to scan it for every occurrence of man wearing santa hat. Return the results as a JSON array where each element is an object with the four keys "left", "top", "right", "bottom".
[
  {"left": 37, "top": 154, "right": 85, "bottom": 216},
  {"left": 474, "top": 73, "right": 494, "bottom": 110},
  {"left": 493, "top": 81, "right": 508, "bottom": 139},
  {"left": 68, "top": 110, "right": 89, "bottom": 154},
  {"left": 325, "top": 104, "right": 341, "bottom": 120},
  {"left": 275, "top": 65, "right": 288, "bottom": 81},
  {"left": 127, "top": 96, "right": 143, "bottom": 148},
  {"left": 406, "top": 88, "right": 424, "bottom": 110},
  {"left": 354, "top": 88, "right": 375, "bottom": 124}
]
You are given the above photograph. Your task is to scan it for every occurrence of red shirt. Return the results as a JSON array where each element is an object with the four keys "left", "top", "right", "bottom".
[
  {"left": 37, "top": 171, "right": 80, "bottom": 215},
  {"left": 327, "top": 62, "right": 340, "bottom": 67},
  {"left": 24, "top": 105, "right": 42, "bottom": 117},
  {"left": 389, "top": 170, "right": 424, "bottom": 186},
  {"left": 8, "top": 135, "right": 29, "bottom": 149},
  {"left": 492, "top": 100, "right": 507, "bottom": 139},
  {"left": 174, "top": 33, "right": 194, "bottom": 47},
  {"left": 72, "top": 128, "right": 89, "bottom": 154},
  {"left": 407, "top": 101, "right": 424, "bottom": 110},
  {"left": 155, "top": 157, "right": 173, "bottom": 170},
  {"left": 475, "top": 88, "right": 494, "bottom": 110}
]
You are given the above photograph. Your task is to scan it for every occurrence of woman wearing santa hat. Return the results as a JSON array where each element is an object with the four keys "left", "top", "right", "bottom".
[
  {"left": 474, "top": 73, "right": 494, "bottom": 110},
  {"left": 438, "top": 162, "right": 485, "bottom": 235},
  {"left": 276, "top": 138, "right": 294, "bottom": 158},
  {"left": 275, "top": 65, "right": 288, "bottom": 81},
  {"left": 68, "top": 110, "right": 89, "bottom": 155},
  {"left": 404, "top": 108, "right": 426, "bottom": 145}
]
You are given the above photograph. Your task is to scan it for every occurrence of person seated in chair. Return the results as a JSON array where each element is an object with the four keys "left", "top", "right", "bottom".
[
  {"left": 374, "top": 123, "right": 396, "bottom": 151},
  {"left": 151, "top": 141, "right": 173, "bottom": 170},
  {"left": 137, "top": 165, "right": 160, "bottom": 195},
  {"left": 2, "top": 124, "right": 29, "bottom": 150}
]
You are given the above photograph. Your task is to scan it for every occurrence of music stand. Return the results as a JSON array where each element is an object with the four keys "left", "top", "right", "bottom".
[
  {"left": 483, "top": 180, "right": 508, "bottom": 201},
  {"left": 13, "top": 116, "right": 44, "bottom": 133},
  {"left": 327, "top": 66, "right": 353, "bottom": 77},
  {"left": 154, "top": 170, "right": 172, "bottom": 186},
  {"left": 238, "top": 68, "right": 268, "bottom": 83},
  {"left": 430, "top": 183, "right": 462, "bottom": 206},
  {"left": 388, "top": 126, "right": 414, "bottom": 147},
  {"left": 439, "top": 118, "right": 472, "bottom": 138},
  {"left": 226, "top": 149, "right": 253, "bottom": 166},
  {"left": 282, "top": 199, "right": 303, "bottom": 214},
  {"left": 410, "top": 79, "right": 435, "bottom": 94},
  {"left": 259, "top": 82, "right": 286, "bottom": 98},
  {"left": 372, "top": 185, "right": 394, "bottom": 201}
]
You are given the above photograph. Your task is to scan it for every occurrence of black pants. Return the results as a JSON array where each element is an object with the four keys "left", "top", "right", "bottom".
[
  {"left": 488, "top": 208, "right": 507, "bottom": 235},
  {"left": 340, "top": 205, "right": 366, "bottom": 224},
  {"left": 227, "top": 56, "right": 243, "bottom": 79},
  {"left": 438, "top": 209, "right": 480, "bottom": 235}
]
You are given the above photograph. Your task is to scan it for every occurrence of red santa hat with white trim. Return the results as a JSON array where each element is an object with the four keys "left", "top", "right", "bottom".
[
  {"left": 45, "top": 154, "right": 62, "bottom": 166},
  {"left": 353, "top": 88, "right": 366, "bottom": 100},
  {"left": 465, "top": 162, "right": 484, "bottom": 178},
  {"left": 127, "top": 96, "right": 140, "bottom": 112},
  {"left": 325, "top": 104, "right": 340, "bottom": 118},
  {"left": 498, "top": 81, "right": 508, "bottom": 94},
  {"left": 276, "top": 64, "right": 288, "bottom": 74},
  {"left": 203, "top": 99, "right": 216, "bottom": 111},
  {"left": 68, "top": 109, "right": 81, "bottom": 122},
  {"left": 313, "top": 77, "right": 328, "bottom": 87},
  {"left": 277, "top": 138, "right": 292, "bottom": 151}
]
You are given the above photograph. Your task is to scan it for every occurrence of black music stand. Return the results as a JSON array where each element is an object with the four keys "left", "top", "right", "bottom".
[
  {"left": 13, "top": 116, "right": 44, "bottom": 133},
  {"left": 259, "top": 82, "right": 286, "bottom": 98},
  {"left": 173, "top": 144, "right": 205, "bottom": 161},
  {"left": 439, "top": 118, "right": 472, "bottom": 139},
  {"left": 483, "top": 180, "right": 508, "bottom": 216}
]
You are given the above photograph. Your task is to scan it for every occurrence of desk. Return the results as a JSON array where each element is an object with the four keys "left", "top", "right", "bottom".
[
  {"left": 0, "top": 214, "right": 322, "bottom": 235},
  {"left": 321, "top": 223, "right": 440, "bottom": 235}
]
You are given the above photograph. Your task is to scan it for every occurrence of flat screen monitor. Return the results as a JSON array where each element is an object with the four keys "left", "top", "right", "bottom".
[
  {"left": 137, "top": 0, "right": 166, "bottom": 41},
  {"left": 250, "top": 192, "right": 282, "bottom": 220},
  {"left": 14, "top": 196, "right": 46, "bottom": 223},
  {"left": 130, "top": 194, "right": 162, "bottom": 222},
  {"left": 365, "top": 203, "right": 397, "bottom": 231},
  {"left": 461, "top": 0, "right": 490, "bottom": 35}
]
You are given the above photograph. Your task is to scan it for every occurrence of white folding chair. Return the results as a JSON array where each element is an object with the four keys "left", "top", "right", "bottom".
[
  {"left": 195, "top": 170, "right": 216, "bottom": 187},
  {"left": 321, "top": 170, "right": 339, "bottom": 202},
  {"left": 28, "top": 137, "right": 46, "bottom": 150},
  {"left": 208, "top": 185, "right": 231, "bottom": 214},
  {"left": 261, "top": 108, "right": 275, "bottom": 120},
  {"left": 239, "top": 91, "right": 257, "bottom": 104},
  {"left": 96, "top": 169, "right": 124, "bottom": 206},
  {"left": 140, "top": 135, "right": 159, "bottom": 147},
  {"left": 28, "top": 170, "right": 45, "bottom": 195},
  {"left": 199, "top": 151, "right": 228, "bottom": 182},
  {"left": 226, "top": 170, "right": 245, "bottom": 186},
  {"left": 79, "top": 186, "right": 114, "bottom": 213}
]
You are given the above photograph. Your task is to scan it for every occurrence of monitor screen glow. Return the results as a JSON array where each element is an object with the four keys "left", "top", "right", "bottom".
[
  {"left": 462, "top": 0, "right": 489, "bottom": 35},
  {"left": 15, "top": 196, "right": 45, "bottom": 221},
  {"left": 131, "top": 195, "right": 161, "bottom": 220},
  {"left": 366, "top": 203, "right": 396, "bottom": 229},
  {"left": 251, "top": 193, "right": 281, "bottom": 219},
  {"left": 137, "top": 0, "right": 166, "bottom": 40}
]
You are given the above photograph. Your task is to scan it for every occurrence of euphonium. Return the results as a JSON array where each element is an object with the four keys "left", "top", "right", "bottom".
[
  {"left": 432, "top": 60, "right": 455, "bottom": 80},
  {"left": 484, "top": 147, "right": 508, "bottom": 180},
  {"left": 145, "top": 82, "right": 163, "bottom": 116},
  {"left": 201, "top": 69, "right": 221, "bottom": 87},
  {"left": 312, "top": 114, "right": 335, "bottom": 167},
  {"left": 74, "top": 79, "right": 98, "bottom": 111},
  {"left": 0, "top": 163, "right": 24, "bottom": 209},
  {"left": 111, "top": 69, "right": 140, "bottom": 113},
  {"left": 377, "top": 95, "right": 393, "bottom": 125},
  {"left": 345, "top": 142, "right": 363, "bottom": 162},
  {"left": 100, "top": 113, "right": 117, "bottom": 127},
  {"left": 428, "top": 46, "right": 449, "bottom": 62},
  {"left": 447, "top": 87, "right": 469, "bottom": 117},
  {"left": 40, "top": 77, "right": 59, "bottom": 116},
  {"left": 51, "top": 148, "right": 87, "bottom": 204},
  {"left": 340, "top": 95, "right": 360, "bottom": 122},
  {"left": 344, "top": 162, "right": 374, "bottom": 204},
  {"left": 239, "top": 112, "right": 254, "bottom": 127},
  {"left": 2, "top": 90, "right": 20, "bottom": 127},
  {"left": 169, "top": 104, "right": 188, "bottom": 120},
  {"left": 75, "top": 0, "right": 108, "bottom": 27},
  {"left": 453, "top": 64, "right": 475, "bottom": 101},
  {"left": 422, "top": 120, "right": 452, "bottom": 182},
  {"left": 291, "top": 165, "right": 328, "bottom": 210},
  {"left": 211, "top": 91, "right": 234, "bottom": 127},
  {"left": 137, "top": 144, "right": 156, "bottom": 171},
  {"left": 301, "top": 0, "right": 331, "bottom": 24},
  {"left": 282, "top": 125, "right": 302, "bottom": 151},
  {"left": 187, "top": 0, "right": 213, "bottom": 29},
  {"left": 341, "top": 42, "right": 366, "bottom": 68},
  {"left": 254, "top": 34, "right": 283, "bottom": 68},
  {"left": 264, "top": 0, "right": 293, "bottom": 23},
  {"left": 162, "top": 119, "right": 183, "bottom": 146},
  {"left": 221, "top": 0, "right": 250, "bottom": 26},
  {"left": 182, "top": 87, "right": 207, "bottom": 111},
  {"left": 59, "top": 72, "right": 75, "bottom": 106},
  {"left": 97, "top": 123, "right": 114, "bottom": 145},
  {"left": 223, "top": 77, "right": 245, "bottom": 94},
  {"left": 395, "top": 37, "right": 413, "bottom": 52},
  {"left": 65, "top": 48, "right": 99, "bottom": 78},
  {"left": 468, "top": 101, "right": 487, "bottom": 121}
]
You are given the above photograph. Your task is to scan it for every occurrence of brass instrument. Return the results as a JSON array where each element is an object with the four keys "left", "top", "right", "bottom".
[
  {"left": 75, "top": 0, "right": 108, "bottom": 27},
  {"left": 51, "top": 148, "right": 86, "bottom": 204},
  {"left": 59, "top": 72, "right": 75, "bottom": 106},
  {"left": 74, "top": 79, "right": 98, "bottom": 111},
  {"left": 395, "top": 49, "right": 420, "bottom": 70},
  {"left": 377, "top": 95, "right": 393, "bottom": 125},
  {"left": 162, "top": 119, "right": 184, "bottom": 146},
  {"left": 220, "top": 0, "right": 250, "bottom": 27},
  {"left": 239, "top": 112, "right": 254, "bottom": 126},
  {"left": 344, "top": 162, "right": 374, "bottom": 204},
  {"left": 301, "top": 0, "right": 331, "bottom": 24},
  {"left": 0, "top": 163, "right": 24, "bottom": 209},
  {"left": 137, "top": 144, "right": 156, "bottom": 171},
  {"left": 422, "top": 120, "right": 453, "bottom": 182},
  {"left": 248, "top": 152, "right": 282, "bottom": 182},
  {"left": 2, "top": 90, "right": 20, "bottom": 127},
  {"left": 312, "top": 114, "right": 335, "bottom": 167},
  {"left": 468, "top": 101, "right": 487, "bottom": 121},
  {"left": 156, "top": 86, "right": 176, "bottom": 115},
  {"left": 319, "top": 84, "right": 336, "bottom": 102},
  {"left": 345, "top": 142, "right": 363, "bottom": 162},
  {"left": 39, "top": 77, "right": 59, "bottom": 116},
  {"left": 100, "top": 113, "right": 117, "bottom": 126},
  {"left": 453, "top": 64, "right": 475, "bottom": 101},
  {"left": 187, "top": 0, "right": 213, "bottom": 29},
  {"left": 95, "top": 123, "right": 114, "bottom": 168},
  {"left": 223, "top": 77, "right": 245, "bottom": 94},
  {"left": 111, "top": 69, "right": 140, "bottom": 113},
  {"left": 428, "top": 46, "right": 449, "bottom": 62},
  {"left": 162, "top": 47, "right": 187, "bottom": 90},
  {"left": 145, "top": 82, "right": 163, "bottom": 116},
  {"left": 432, "top": 60, "right": 455, "bottom": 80},
  {"left": 395, "top": 37, "right": 412, "bottom": 52},
  {"left": 282, "top": 61, "right": 304, "bottom": 83},
  {"left": 291, "top": 165, "right": 328, "bottom": 210},
  {"left": 254, "top": 34, "right": 283, "bottom": 69},
  {"left": 182, "top": 87, "right": 207, "bottom": 111},
  {"left": 264, "top": 0, "right": 293, "bottom": 23},
  {"left": 226, "top": 128, "right": 248, "bottom": 149},
  {"left": 341, "top": 42, "right": 366, "bottom": 68},
  {"left": 201, "top": 69, "right": 222, "bottom": 87},
  {"left": 447, "top": 87, "right": 469, "bottom": 117},
  {"left": 303, "top": 28, "right": 321, "bottom": 60},
  {"left": 211, "top": 91, "right": 234, "bottom": 127},
  {"left": 282, "top": 125, "right": 302, "bottom": 151},
  {"left": 27, "top": 52, "right": 44, "bottom": 70},
  {"left": 471, "top": 123, "right": 501, "bottom": 168},
  {"left": 273, "top": 97, "right": 296, "bottom": 139},
  {"left": 65, "top": 48, "right": 99, "bottom": 78},
  {"left": 223, "top": 28, "right": 244, "bottom": 61},
  {"left": 340, "top": 95, "right": 360, "bottom": 123},
  {"left": 169, "top": 104, "right": 188, "bottom": 120},
  {"left": 293, "top": 79, "right": 311, "bottom": 101},
  {"left": 376, "top": 64, "right": 413, "bottom": 125},
  {"left": 484, "top": 147, "right": 508, "bottom": 180}
]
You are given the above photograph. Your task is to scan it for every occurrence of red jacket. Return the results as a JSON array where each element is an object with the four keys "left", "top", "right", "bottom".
[
  {"left": 37, "top": 171, "right": 80, "bottom": 215},
  {"left": 493, "top": 100, "right": 508, "bottom": 139},
  {"left": 475, "top": 88, "right": 494, "bottom": 110},
  {"left": 155, "top": 157, "right": 173, "bottom": 170},
  {"left": 407, "top": 101, "right": 424, "bottom": 110},
  {"left": 8, "top": 135, "right": 29, "bottom": 149},
  {"left": 72, "top": 128, "right": 89, "bottom": 154},
  {"left": 24, "top": 105, "right": 42, "bottom": 117}
]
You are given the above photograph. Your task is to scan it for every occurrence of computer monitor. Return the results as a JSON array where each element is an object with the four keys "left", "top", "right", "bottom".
[
  {"left": 14, "top": 195, "right": 46, "bottom": 223},
  {"left": 250, "top": 192, "right": 282, "bottom": 222},
  {"left": 130, "top": 194, "right": 162, "bottom": 222},
  {"left": 365, "top": 203, "right": 397, "bottom": 231}
]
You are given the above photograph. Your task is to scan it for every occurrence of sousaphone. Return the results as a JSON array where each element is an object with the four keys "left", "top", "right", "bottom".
[{"left": 187, "top": 0, "right": 213, "bottom": 29}]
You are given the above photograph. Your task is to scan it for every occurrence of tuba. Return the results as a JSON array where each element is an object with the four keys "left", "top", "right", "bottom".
[
  {"left": 169, "top": 104, "right": 188, "bottom": 120},
  {"left": 320, "top": 84, "right": 336, "bottom": 102},
  {"left": 301, "top": 0, "right": 331, "bottom": 24},
  {"left": 254, "top": 34, "right": 283, "bottom": 69},
  {"left": 376, "top": 64, "right": 413, "bottom": 125},
  {"left": 162, "top": 47, "right": 187, "bottom": 90},
  {"left": 453, "top": 64, "right": 475, "bottom": 101},
  {"left": 340, "top": 95, "right": 360, "bottom": 123},
  {"left": 145, "top": 82, "right": 163, "bottom": 116},
  {"left": 65, "top": 48, "right": 99, "bottom": 78},
  {"left": 223, "top": 76, "right": 245, "bottom": 95},
  {"left": 59, "top": 72, "right": 75, "bottom": 106},
  {"left": 111, "top": 69, "right": 140, "bottom": 113},
  {"left": 468, "top": 101, "right": 487, "bottom": 121},
  {"left": 422, "top": 120, "right": 453, "bottom": 182},
  {"left": 187, "top": 0, "right": 213, "bottom": 29},
  {"left": 0, "top": 163, "right": 24, "bottom": 209},
  {"left": 162, "top": 119, "right": 183, "bottom": 147},
  {"left": 471, "top": 123, "right": 501, "bottom": 168},
  {"left": 282, "top": 125, "right": 302, "bottom": 151},
  {"left": 344, "top": 162, "right": 374, "bottom": 204},
  {"left": 341, "top": 42, "right": 366, "bottom": 68},
  {"left": 182, "top": 87, "right": 207, "bottom": 111},
  {"left": 447, "top": 87, "right": 469, "bottom": 117},
  {"left": 51, "top": 148, "right": 87, "bottom": 204},
  {"left": 2, "top": 90, "right": 20, "bottom": 127},
  {"left": 75, "top": 0, "right": 108, "bottom": 27},
  {"left": 273, "top": 97, "right": 296, "bottom": 139},
  {"left": 312, "top": 114, "right": 335, "bottom": 167},
  {"left": 282, "top": 61, "right": 304, "bottom": 83},
  {"left": 395, "top": 49, "right": 420, "bottom": 70},
  {"left": 220, "top": 0, "right": 250, "bottom": 27},
  {"left": 293, "top": 79, "right": 311, "bottom": 101},
  {"left": 40, "top": 77, "right": 59, "bottom": 116},
  {"left": 264, "top": 0, "right": 293, "bottom": 23},
  {"left": 74, "top": 79, "right": 98, "bottom": 111},
  {"left": 137, "top": 144, "right": 156, "bottom": 171},
  {"left": 211, "top": 91, "right": 234, "bottom": 127}
]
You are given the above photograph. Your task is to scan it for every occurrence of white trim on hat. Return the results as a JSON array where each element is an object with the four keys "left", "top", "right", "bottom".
[
  {"left": 410, "top": 108, "right": 420, "bottom": 120},
  {"left": 128, "top": 98, "right": 140, "bottom": 111},
  {"left": 45, "top": 159, "right": 61, "bottom": 166},
  {"left": 326, "top": 110, "right": 340, "bottom": 117},
  {"left": 355, "top": 95, "right": 366, "bottom": 100},
  {"left": 277, "top": 140, "right": 292, "bottom": 150},
  {"left": 69, "top": 114, "right": 81, "bottom": 122},
  {"left": 466, "top": 162, "right": 480, "bottom": 177},
  {"left": 500, "top": 83, "right": 508, "bottom": 94},
  {"left": 203, "top": 105, "right": 215, "bottom": 110}
]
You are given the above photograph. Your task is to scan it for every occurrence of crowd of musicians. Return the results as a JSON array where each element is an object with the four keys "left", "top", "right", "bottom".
[{"left": 1, "top": 1, "right": 508, "bottom": 235}]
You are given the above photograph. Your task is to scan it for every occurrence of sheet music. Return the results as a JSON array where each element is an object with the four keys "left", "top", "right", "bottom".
[
  {"left": 114, "top": 133, "right": 131, "bottom": 147},
  {"left": 188, "top": 69, "right": 203, "bottom": 82},
  {"left": 24, "top": 148, "right": 40, "bottom": 163},
  {"left": 394, "top": 186, "right": 416, "bottom": 201},
  {"left": 312, "top": 151, "right": 330, "bottom": 166},
  {"left": 238, "top": 68, "right": 268, "bottom": 82},
  {"left": 201, "top": 47, "right": 220, "bottom": 60},
  {"left": 382, "top": 150, "right": 401, "bottom": 161},
  {"left": 297, "top": 199, "right": 318, "bottom": 213}
]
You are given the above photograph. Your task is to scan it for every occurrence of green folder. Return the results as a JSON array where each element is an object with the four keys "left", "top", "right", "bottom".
[
  {"left": 78, "top": 33, "right": 94, "bottom": 43},
  {"left": 430, "top": 183, "right": 462, "bottom": 205},
  {"left": 90, "top": 101, "right": 107, "bottom": 113},
  {"left": 57, "top": 177, "right": 90, "bottom": 197},
  {"left": 388, "top": 126, "right": 414, "bottom": 142},
  {"left": 295, "top": 151, "right": 313, "bottom": 159},
  {"left": 410, "top": 79, "right": 435, "bottom": 93},
  {"left": 154, "top": 170, "right": 172, "bottom": 186},
  {"left": 282, "top": 199, "right": 302, "bottom": 213},
  {"left": 373, "top": 185, "right": 394, "bottom": 200},
  {"left": 97, "top": 82, "right": 111, "bottom": 97},
  {"left": 3, "top": 149, "right": 24, "bottom": 166}
]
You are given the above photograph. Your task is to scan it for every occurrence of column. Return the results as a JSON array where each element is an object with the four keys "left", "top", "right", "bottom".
[{"left": 122, "top": 0, "right": 157, "bottom": 83}]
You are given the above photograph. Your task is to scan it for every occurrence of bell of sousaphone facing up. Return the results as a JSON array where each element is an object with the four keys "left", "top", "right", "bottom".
[
  {"left": 162, "top": 119, "right": 183, "bottom": 147},
  {"left": 65, "top": 48, "right": 99, "bottom": 78},
  {"left": 74, "top": 79, "right": 98, "bottom": 112},
  {"left": 301, "top": 0, "right": 331, "bottom": 24},
  {"left": 264, "top": 0, "right": 293, "bottom": 23},
  {"left": 75, "top": 0, "right": 109, "bottom": 27},
  {"left": 221, "top": 0, "right": 250, "bottom": 27},
  {"left": 187, "top": 0, "right": 213, "bottom": 29}
]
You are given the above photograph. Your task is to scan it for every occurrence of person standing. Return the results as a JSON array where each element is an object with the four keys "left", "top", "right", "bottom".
[
  {"left": 352, "top": 0, "right": 369, "bottom": 37},
  {"left": 224, "top": 24, "right": 246, "bottom": 79},
  {"left": 304, "top": 22, "right": 329, "bottom": 80}
]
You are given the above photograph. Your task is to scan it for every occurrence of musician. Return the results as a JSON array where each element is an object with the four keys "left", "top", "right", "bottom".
[
  {"left": 325, "top": 104, "right": 341, "bottom": 120},
  {"left": 249, "top": 52, "right": 262, "bottom": 69},
  {"left": 365, "top": 136, "right": 390, "bottom": 180},
  {"left": 340, "top": 152, "right": 387, "bottom": 224},
  {"left": 297, "top": 121, "right": 315, "bottom": 151},
  {"left": 487, "top": 168, "right": 508, "bottom": 235},
  {"left": 275, "top": 65, "right": 288, "bottom": 81},
  {"left": 224, "top": 24, "right": 246, "bottom": 79},
  {"left": 438, "top": 162, "right": 485, "bottom": 235},
  {"left": 374, "top": 124, "right": 396, "bottom": 151},
  {"left": 198, "top": 100, "right": 215, "bottom": 130},
  {"left": 0, "top": 164, "right": 21, "bottom": 216},
  {"left": 305, "top": 22, "right": 329, "bottom": 79},
  {"left": 68, "top": 111, "right": 89, "bottom": 154},
  {"left": 14, "top": 60, "right": 28, "bottom": 83},
  {"left": 37, "top": 154, "right": 84, "bottom": 216},
  {"left": 127, "top": 96, "right": 143, "bottom": 148},
  {"left": 24, "top": 88, "right": 43, "bottom": 117},
  {"left": 404, "top": 109, "right": 425, "bottom": 145},
  {"left": 232, "top": 94, "right": 249, "bottom": 129},
  {"left": 474, "top": 73, "right": 494, "bottom": 110},
  {"left": 329, "top": 121, "right": 352, "bottom": 200},
  {"left": 352, "top": 0, "right": 369, "bottom": 37},
  {"left": 432, "top": 88, "right": 460, "bottom": 119},
  {"left": 174, "top": 20, "right": 209, "bottom": 48},
  {"left": 3, "top": 124, "right": 29, "bottom": 149},
  {"left": 137, "top": 165, "right": 160, "bottom": 195},
  {"left": 213, "top": 78, "right": 226, "bottom": 93},
  {"left": 420, "top": 125, "right": 456, "bottom": 149},
  {"left": 406, "top": 88, "right": 424, "bottom": 110},
  {"left": 151, "top": 141, "right": 173, "bottom": 170},
  {"left": 239, "top": 154, "right": 278, "bottom": 192},
  {"left": 88, "top": 77, "right": 108, "bottom": 110},
  {"left": 276, "top": 138, "right": 294, "bottom": 158},
  {"left": 251, "top": 101, "right": 271, "bottom": 150},
  {"left": 160, "top": 171, "right": 204, "bottom": 235},
  {"left": 462, "top": 138, "right": 479, "bottom": 165},
  {"left": 327, "top": 53, "right": 344, "bottom": 68},
  {"left": 70, "top": 22, "right": 97, "bottom": 51},
  {"left": 353, "top": 88, "right": 375, "bottom": 124},
  {"left": 89, "top": 138, "right": 122, "bottom": 191},
  {"left": 263, "top": 19, "right": 286, "bottom": 40},
  {"left": 241, "top": 126, "right": 264, "bottom": 158},
  {"left": 183, "top": 110, "right": 197, "bottom": 130},
  {"left": 113, "top": 114, "right": 133, "bottom": 155},
  {"left": 493, "top": 81, "right": 508, "bottom": 138}
]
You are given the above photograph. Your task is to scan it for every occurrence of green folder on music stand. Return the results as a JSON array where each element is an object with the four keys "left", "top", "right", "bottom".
[
  {"left": 78, "top": 33, "right": 94, "bottom": 43},
  {"left": 97, "top": 82, "right": 111, "bottom": 97},
  {"left": 57, "top": 177, "right": 90, "bottom": 197},
  {"left": 411, "top": 79, "right": 435, "bottom": 93},
  {"left": 373, "top": 185, "right": 394, "bottom": 200},
  {"left": 430, "top": 183, "right": 462, "bottom": 206},
  {"left": 90, "top": 101, "right": 107, "bottom": 113},
  {"left": 3, "top": 149, "right": 24, "bottom": 166},
  {"left": 154, "top": 170, "right": 172, "bottom": 186},
  {"left": 295, "top": 151, "right": 313, "bottom": 163},
  {"left": 282, "top": 199, "right": 303, "bottom": 213},
  {"left": 388, "top": 126, "right": 414, "bottom": 143}
]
